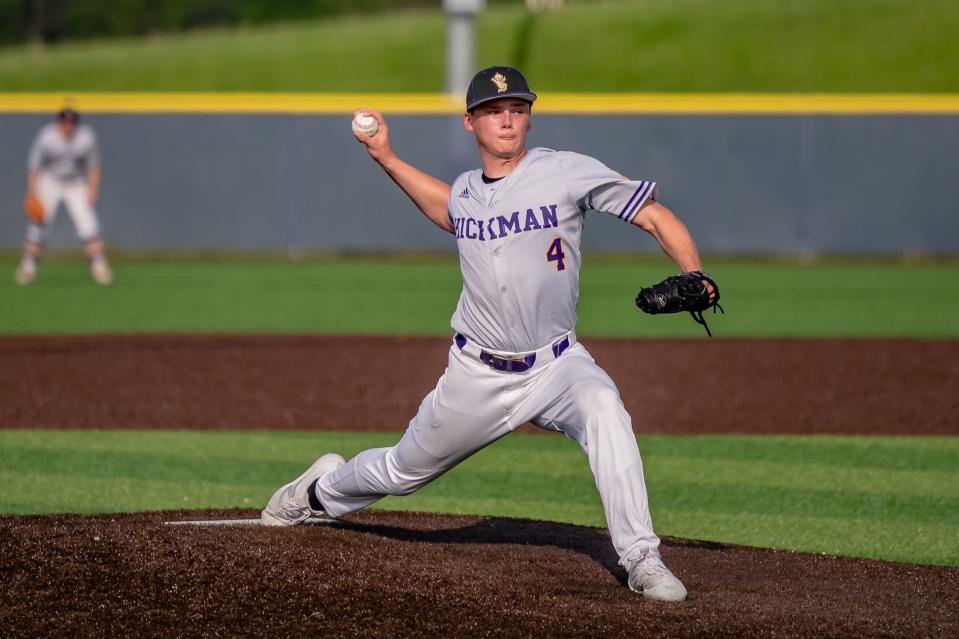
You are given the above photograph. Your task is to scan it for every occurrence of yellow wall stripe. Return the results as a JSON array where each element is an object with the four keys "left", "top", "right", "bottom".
[{"left": 2, "top": 92, "right": 959, "bottom": 115}]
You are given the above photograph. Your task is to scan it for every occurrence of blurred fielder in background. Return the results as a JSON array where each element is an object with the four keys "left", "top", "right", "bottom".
[{"left": 15, "top": 107, "right": 112, "bottom": 286}]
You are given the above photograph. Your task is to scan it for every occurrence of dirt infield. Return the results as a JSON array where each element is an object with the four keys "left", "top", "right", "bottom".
[
  {"left": 2, "top": 334, "right": 957, "bottom": 434},
  {"left": 2, "top": 334, "right": 958, "bottom": 637}
]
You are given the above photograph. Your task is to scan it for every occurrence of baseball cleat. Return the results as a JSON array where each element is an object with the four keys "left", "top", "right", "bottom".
[
  {"left": 627, "top": 551, "right": 688, "bottom": 601},
  {"left": 14, "top": 263, "right": 36, "bottom": 286},
  {"left": 260, "top": 453, "right": 346, "bottom": 526},
  {"left": 91, "top": 260, "right": 113, "bottom": 285}
]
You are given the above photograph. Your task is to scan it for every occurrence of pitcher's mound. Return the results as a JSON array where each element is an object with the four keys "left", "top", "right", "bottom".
[{"left": 2, "top": 509, "right": 956, "bottom": 638}]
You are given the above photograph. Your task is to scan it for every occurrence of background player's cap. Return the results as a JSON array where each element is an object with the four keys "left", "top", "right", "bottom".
[
  {"left": 56, "top": 107, "right": 79, "bottom": 123},
  {"left": 466, "top": 66, "right": 537, "bottom": 111}
]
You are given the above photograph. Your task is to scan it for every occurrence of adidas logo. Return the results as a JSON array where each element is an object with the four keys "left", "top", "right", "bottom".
[{"left": 458, "top": 188, "right": 470, "bottom": 199}]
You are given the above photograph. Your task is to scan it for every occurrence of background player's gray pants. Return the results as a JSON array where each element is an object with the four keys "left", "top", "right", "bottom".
[
  {"left": 28, "top": 174, "right": 101, "bottom": 243},
  {"left": 318, "top": 342, "right": 661, "bottom": 567}
]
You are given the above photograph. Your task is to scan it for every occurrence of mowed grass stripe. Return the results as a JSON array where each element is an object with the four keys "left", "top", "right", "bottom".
[
  {"left": 0, "top": 444, "right": 599, "bottom": 500},
  {"left": 1, "top": 446, "right": 284, "bottom": 486},
  {"left": 661, "top": 510, "right": 958, "bottom": 566},
  {"left": 650, "top": 479, "right": 959, "bottom": 526},
  {"left": 0, "top": 472, "right": 267, "bottom": 516},
  {"left": 647, "top": 435, "right": 959, "bottom": 473},
  {"left": 655, "top": 457, "right": 959, "bottom": 499},
  {"left": 0, "top": 430, "right": 956, "bottom": 566},
  {"left": 4, "top": 260, "right": 959, "bottom": 337}
]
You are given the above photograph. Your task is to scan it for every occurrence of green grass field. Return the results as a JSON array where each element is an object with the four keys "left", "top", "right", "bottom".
[
  {"left": 4, "top": 258, "right": 959, "bottom": 337},
  {"left": 0, "top": 0, "right": 955, "bottom": 92},
  {"left": 1, "top": 429, "right": 956, "bottom": 566}
]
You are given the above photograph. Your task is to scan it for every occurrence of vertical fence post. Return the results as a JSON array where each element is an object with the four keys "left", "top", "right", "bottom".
[{"left": 444, "top": 0, "right": 486, "bottom": 96}]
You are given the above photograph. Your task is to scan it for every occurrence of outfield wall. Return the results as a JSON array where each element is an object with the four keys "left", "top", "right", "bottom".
[{"left": 1, "top": 105, "right": 956, "bottom": 254}]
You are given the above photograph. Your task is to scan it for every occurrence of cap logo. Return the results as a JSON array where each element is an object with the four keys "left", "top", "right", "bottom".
[{"left": 491, "top": 72, "right": 508, "bottom": 93}]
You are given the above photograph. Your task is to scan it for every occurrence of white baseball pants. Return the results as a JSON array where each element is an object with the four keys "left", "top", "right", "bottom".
[
  {"left": 318, "top": 337, "right": 661, "bottom": 567},
  {"left": 27, "top": 174, "right": 101, "bottom": 243}
]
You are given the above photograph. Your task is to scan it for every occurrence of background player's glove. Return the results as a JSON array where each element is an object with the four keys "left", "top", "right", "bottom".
[
  {"left": 23, "top": 193, "right": 45, "bottom": 225},
  {"left": 636, "top": 271, "right": 724, "bottom": 337}
]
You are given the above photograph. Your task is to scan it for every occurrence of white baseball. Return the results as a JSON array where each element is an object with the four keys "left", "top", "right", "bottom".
[{"left": 352, "top": 113, "right": 378, "bottom": 136}]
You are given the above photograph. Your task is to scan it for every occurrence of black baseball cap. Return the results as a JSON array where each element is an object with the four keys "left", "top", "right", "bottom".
[
  {"left": 56, "top": 107, "right": 79, "bottom": 123},
  {"left": 466, "top": 66, "right": 537, "bottom": 111}
]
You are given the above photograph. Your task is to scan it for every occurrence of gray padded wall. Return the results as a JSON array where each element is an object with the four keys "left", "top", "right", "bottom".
[{"left": 1, "top": 113, "right": 955, "bottom": 253}]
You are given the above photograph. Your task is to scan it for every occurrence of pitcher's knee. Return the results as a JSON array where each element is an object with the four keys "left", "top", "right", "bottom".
[
  {"left": 580, "top": 385, "right": 624, "bottom": 416},
  {"left": 577, "top": 384, "right": 634, "bottom": 437},
  {"left": 383, "top": 453, "right": 435, "bottom": 496},
  {"left": 385, "top": 474, "right": 433, "bottom": 496}
]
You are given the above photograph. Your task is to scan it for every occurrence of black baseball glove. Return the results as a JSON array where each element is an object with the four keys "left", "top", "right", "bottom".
[{"left": 635, "top": 271, "right": 724, "bottom": 337}]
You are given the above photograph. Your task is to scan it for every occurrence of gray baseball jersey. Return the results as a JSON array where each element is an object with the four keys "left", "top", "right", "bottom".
[
  {"left": 27, "top": 123, "right": 100, "bottom": 181},
  {"left": 447, "top": 146, "right": 657, "bottom": 352},
  {"left": 310, "top": 146, "right": 668, "bottom": 574}
]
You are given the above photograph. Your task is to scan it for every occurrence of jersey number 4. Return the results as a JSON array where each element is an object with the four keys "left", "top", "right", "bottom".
[{"left": 546, "top": 237, "right": 566, "bottom": 271}]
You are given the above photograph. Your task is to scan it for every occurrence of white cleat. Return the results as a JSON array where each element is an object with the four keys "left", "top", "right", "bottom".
[
  {"left": 261, "top": 453, "right": 346, "bottom": 526},
  {"left": 14, "top": 263, "right": 36, "bottom": 286},
  {"left": 91, "top": 260, "right": 113, "bottom": 285},
  {"left": 627, "top": 551, "right": 688, "bottom": 601}
]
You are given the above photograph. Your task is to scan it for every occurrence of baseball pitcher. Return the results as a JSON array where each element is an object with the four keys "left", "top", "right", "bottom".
[
  {"left": 15, "top": 107, "right": 112, "bottom": 286},
  {"left": 262, "top": 66, "right": 721, "bottom": 601}
]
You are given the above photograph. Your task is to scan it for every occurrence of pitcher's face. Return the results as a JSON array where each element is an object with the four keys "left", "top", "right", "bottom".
[{"left": 464, "top": 98, "right": 532, "bottom": 160}]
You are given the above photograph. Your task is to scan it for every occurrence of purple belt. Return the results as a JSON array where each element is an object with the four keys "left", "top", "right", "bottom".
[{"left": 455, "top": 333, "right": 571, "bottom": 373}]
